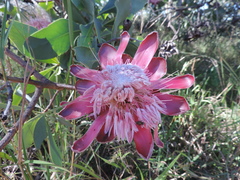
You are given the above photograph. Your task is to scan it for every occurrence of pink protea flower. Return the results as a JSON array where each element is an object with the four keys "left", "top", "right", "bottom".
[
  {"left": 22, "top": 1, "right": 51, "bottom": 30},
  {"left": 27, "top": 18, "right": 51, "bottom": 30},
  {"left": 59, "top": 31, "right": 194, "bottom": 160}
]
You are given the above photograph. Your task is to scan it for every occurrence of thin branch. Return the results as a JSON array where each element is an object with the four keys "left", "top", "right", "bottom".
[
  {"left": 0, "top": 87, "right": 43, "bottom": 151},
  {"left": 0, "top": 73, "right": 75, "bottom": 90},
  {"left": 4, "top": 48, "right": 75, "bottom": 90},
  {"left": 4, "top": 48, "right": 49, "bottom": 83},
  {"left": 43, "top": 90, "right": 60, "bottom": 113}
]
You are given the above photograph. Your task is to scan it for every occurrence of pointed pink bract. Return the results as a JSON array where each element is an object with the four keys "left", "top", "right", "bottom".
[
  {"left": 70, "top": 65, "right": 102, "bottom": 82},
  {"left": 99, "top": 43, "right": 117, "bottom": 68},
  {"left": 147, "top": 57, "right": 167, "bottom": 81},
  {"left": 134, "top": 126, "right": 154, "bottom": 160},
  {"left": 72, "top": 112, "right": 107, "bottom": 152},
  {"left": 131, "top": 31, "right": 159, "bottom": 69},
  {"left": 59, "top": 95, "right": 93, "bottom": 120},
  {"left": 156, "top": 93, "right": 190, "bottom": 115},
  {"left": 154, "top": 127, "right": 164, "bottom": 148},
  {"left": 115, "top": 31, "right": 130, "bottom": 64},
  {"left": 151, "top": 74, "right": 195, "bottom": 89}
]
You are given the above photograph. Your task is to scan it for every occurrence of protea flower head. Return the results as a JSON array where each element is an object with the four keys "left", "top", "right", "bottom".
[
  {"left": 59, "top": 31, "right": 194, "bottom": 160},
  {"left": 21, "top": 1, "right": 51, "bottom": 29}
]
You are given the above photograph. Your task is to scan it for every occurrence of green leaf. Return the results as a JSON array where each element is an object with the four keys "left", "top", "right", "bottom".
[
  {"left": 71, "top": 0, "right": 95, "bottom": 22},
  {"left": 100, "top": 0, "right": 117, "bottom": 14},
  {"left": 74, "top": 0, "right": 95, "bottom": 21},
  {"left": 93, "top": 18, "right": 103, "bottom": 44},
  {"left": 8, "top": 20, "right": 59, "bottom": 63},
  {"left": 22, "top": 115, "right": 45, "bottom": 148},
  {"left": 12, "top": 84, "right": 22, "bottom": 106},
  {"left": 59, "top": 50, "right": 71, "bottom": 70},
  {"left": 130, "top": 0, "right": 147, "bottom": 14},
  {"left": 8, "top": 20, "right": 37, "bottom": 56},
  {"left": 113, "top": 0, "right": 131, "bottom": 37},
  {"left": 34, "top": 116, "right": 47, "bottom": 149},
  {"left": 78, "top": 23, "right": 94, "bottom": 47},
  {"left": 24, "top": 160, "right": 54, "bottom": 166},
  {"left": 47, "top": 124, "right": 62, "bottom": 166},
  {"left": 37, "top": 57, "right": 59, "bottom": 64},
  {"left": 63, "top": 0, "right": 87, "bottom": 24},
  {"left": 25, "top": 84, "right": 36, "bottom": 94},
  {"left": 24, "top": 37, "right": 58, "bottom": 60},
  {"left": 30, "top": 18, "right": 69, "bottom": 55},
  {"left": 0, "top": 152, "right": 15, "bottom": 162},
  {"left": 82, "top": 0, "right": 95, "bottom": 19},
  {"left": 33, "top": 65, "right": 57, "bottom": 80},
  {"left": 74, "top": 46, "right": 98, "bottom": 68},
  {"left": 29, "top": 18, "right": 79, "bottom": 58}
]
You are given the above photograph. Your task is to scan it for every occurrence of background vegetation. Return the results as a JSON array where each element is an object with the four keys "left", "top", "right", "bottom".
[{"left": 0, "top": 0, "right": 239, "bottom": 179}]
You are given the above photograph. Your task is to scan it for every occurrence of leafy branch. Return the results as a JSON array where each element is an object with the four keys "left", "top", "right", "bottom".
[{"left": 0, "top": 48, "right": 74, "bottom": 151}]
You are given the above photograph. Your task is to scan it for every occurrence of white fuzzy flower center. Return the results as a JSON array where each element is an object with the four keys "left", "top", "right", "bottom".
[
  {"left": 103, "top": 64, "right": 150, "bottom": 89},
  {"left": 92, "top": 64, "right": 151, "bottom": 108}
]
